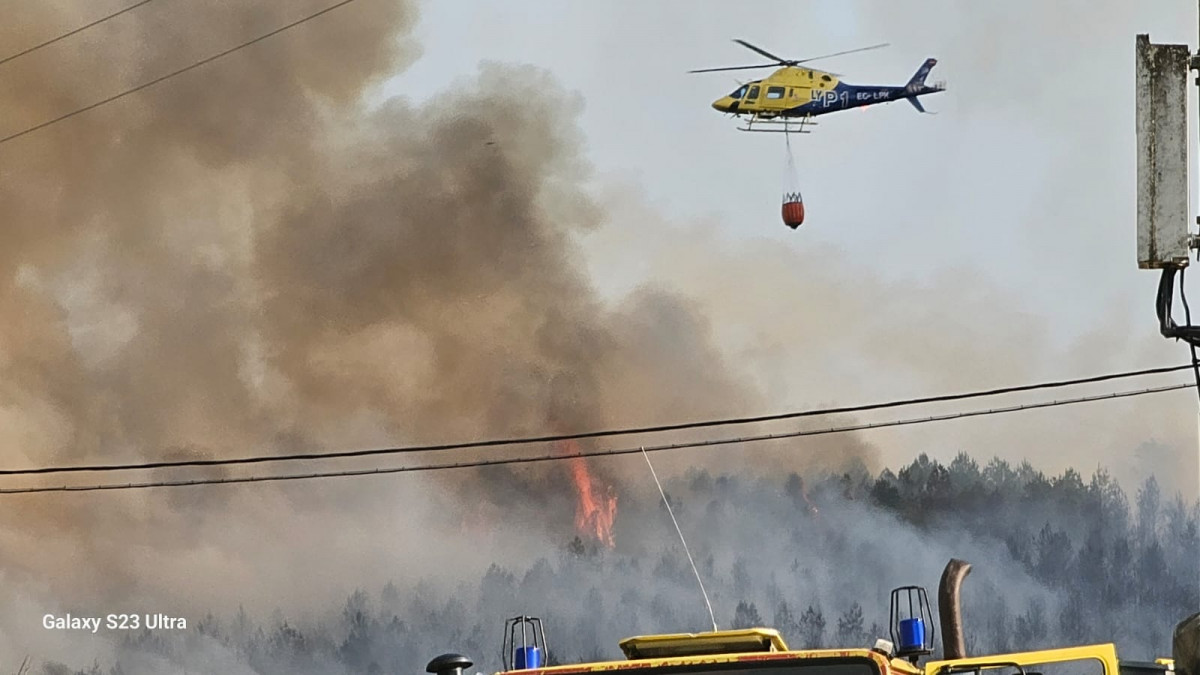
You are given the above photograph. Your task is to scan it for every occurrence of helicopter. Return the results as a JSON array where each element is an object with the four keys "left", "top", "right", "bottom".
[{"left": 692, "top": 40, "right": 946, "bottom": 133}]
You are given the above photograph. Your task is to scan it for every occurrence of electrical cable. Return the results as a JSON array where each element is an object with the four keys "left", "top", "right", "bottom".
[
  {"left": 0, "top": 362, "right": 1193, "bottom": 477},
  {"left": 0, "top": 1, "right": 156, "bottom": 69},
  {"left": 0, "top": 381, "right": 1190, "bottom": 495},
  {"left": 1157, "top": 267, "right": 1200, "bottom": 345},
  {"left": 1179, "top": 268, "right": 1200, "bottom": 405},
  {"left": 0, "top": 0, "right": 360, "bottom": 148}
]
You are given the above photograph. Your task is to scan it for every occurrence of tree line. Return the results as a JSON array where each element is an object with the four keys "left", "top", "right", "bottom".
[{"left": 35, "top": 453, "right": 1200, "bottom": 675}]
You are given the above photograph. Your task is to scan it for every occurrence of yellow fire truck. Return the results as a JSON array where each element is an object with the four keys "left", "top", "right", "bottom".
[{"left": 426, "top": 560, "right": 1193, "bottom": 675}]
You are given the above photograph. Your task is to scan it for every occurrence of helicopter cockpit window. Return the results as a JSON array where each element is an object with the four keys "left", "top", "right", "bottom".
[
  {"left": 821, "top": 75, "right": 832, "bottom": 82},
  {"left": 747, "top": 85, "right": 760, "bottom": 99},
  {"left": 729, "top": 85, "right": 748, "bottom": 99},
  {"left": 766, "top": 86, "right": 785, "bottom": 99}
]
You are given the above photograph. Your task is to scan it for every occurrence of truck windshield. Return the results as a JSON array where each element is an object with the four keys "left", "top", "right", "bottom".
[
  {"left": 620, "top": 659, "right": 879, "bottom": 675},
  {"left": 935, "top": 658, "right": 1106, "bottom": 675}
]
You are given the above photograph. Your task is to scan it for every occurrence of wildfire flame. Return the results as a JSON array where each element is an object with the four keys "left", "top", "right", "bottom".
[
  {"left": 793, "top": 475, "right": 820, "bottom": 517},
  {"left": 561, "top": 441, "right": 617, "bottom": 548}
]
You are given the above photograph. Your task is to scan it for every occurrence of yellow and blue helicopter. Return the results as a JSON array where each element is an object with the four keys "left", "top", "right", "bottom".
[{"left": 693, "top": 40, "right": 945, "bottom": 133}]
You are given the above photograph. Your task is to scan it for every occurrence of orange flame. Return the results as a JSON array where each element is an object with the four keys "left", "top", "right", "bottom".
[
  {"left": 794, "top": 475, "right": 820, "bottom": 517},
  {"left": 562, "top": 441, "right": 617, "bottom": 547}
]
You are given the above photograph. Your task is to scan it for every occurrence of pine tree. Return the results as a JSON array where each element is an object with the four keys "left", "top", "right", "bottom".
[
  {"left": 1136, "top": 540, "right": 1169, "bottom": 605},
  {"left": 774, "top": 601, "right": 800, "bottom": 641},
  {"left": 1136, "top": 476, "right": 1161, "bottom": 547},
  {"left": 1013, "top": 600, "right": 1046, "bottom": 650},
  {"left": 798, "top": 605, "right": 826, "bottom": 648},
  {"left": 836, "top": 602, "right": 866, "bottom": 646},
  {"left": 732, "top": 601, "right": 763, "bottom": 629},
  {"left": 1033, "top": 523, "right": 1073, "bottom": 585},
  {"left": 1057, "top": 590, "right": 1086, "bottom": 643}
]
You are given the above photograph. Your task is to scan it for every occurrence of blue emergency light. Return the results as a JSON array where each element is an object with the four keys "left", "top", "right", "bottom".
[
  {"left": 515, "top": 646, "right": 542, "bottom": 669},
  {"left": 503, "top": 616, "right": 548, "bottom": 671},
  {"left": 889, "top": 585, "right": 934, "bottom": 663},
  {"left": 898, "top": 617, "right": 926, "bottom": 652}
]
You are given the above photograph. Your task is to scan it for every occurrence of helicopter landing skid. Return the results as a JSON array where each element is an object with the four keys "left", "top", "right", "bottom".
[{"left": 737, "top": 117, "right": 816, "bottom": 134}]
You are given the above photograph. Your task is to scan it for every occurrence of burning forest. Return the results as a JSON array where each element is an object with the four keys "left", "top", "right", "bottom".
[
  {"left": 564, "top": 442, "right": 619, "bottom": 548},
  {"left": 30, "top": 456, "right": 1200, "bottom": 674}
]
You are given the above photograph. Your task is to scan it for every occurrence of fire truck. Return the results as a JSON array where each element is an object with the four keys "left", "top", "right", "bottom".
[{"left": 425, "top": 559, "right": 1194, "bottom": 675}]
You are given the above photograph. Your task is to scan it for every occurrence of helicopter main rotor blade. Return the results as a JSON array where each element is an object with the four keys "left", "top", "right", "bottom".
[
  {"left": 687, "top": 63, "right": 780, "bottom": 73},
  {"left": 732, "top": 39, "right": 790, "bottom": 64},
  {"left": 690, "top": 41, "right": 889, "bottom": 74},
  {"left": 793, "top": 42, "right": 890, "bottom": 65}
]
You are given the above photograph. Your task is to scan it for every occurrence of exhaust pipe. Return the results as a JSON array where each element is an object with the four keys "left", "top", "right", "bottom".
[
  {"left": 938, "top": 559, "right": 972, "bottom": 660},
  {"left": 1176, "top": 612, "right": 1200, "bottom": 675}
]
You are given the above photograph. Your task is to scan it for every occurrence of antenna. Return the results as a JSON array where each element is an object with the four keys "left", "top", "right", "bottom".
[
  {"left": 639, "top": 446, "right": 718, "bottom": 632},
  {"left": 1135, "top": 33, "right": 1192, "bottom": 268}
]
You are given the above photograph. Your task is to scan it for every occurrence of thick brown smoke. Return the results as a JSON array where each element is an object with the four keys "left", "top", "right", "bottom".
[{"left": 0, "top": 2, "right": 877, "bottom": 663}]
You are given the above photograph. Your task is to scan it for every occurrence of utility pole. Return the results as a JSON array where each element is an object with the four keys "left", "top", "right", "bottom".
[{"left": 1134, "top": 10, "right": 1200, "bottom": 673}]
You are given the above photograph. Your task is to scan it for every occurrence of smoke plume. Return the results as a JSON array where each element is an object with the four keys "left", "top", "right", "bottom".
[{"left": 0, "top": 0, "right": 880, "bottom": 669}]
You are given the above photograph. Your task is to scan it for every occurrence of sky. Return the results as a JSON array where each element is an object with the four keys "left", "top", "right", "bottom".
[
  {"left": 388, "top": 0, "right": 1200, "bottom": 306},
  {"left": 382, "top": 0, "right": 1200, "bottom": 496}
]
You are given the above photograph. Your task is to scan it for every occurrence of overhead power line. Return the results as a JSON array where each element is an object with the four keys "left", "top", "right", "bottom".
[
  {"left": 0, "top": 0, "right": 360, "bottom": 148},
  {"left": 0, "top": 381, "right": 1191, "bottom": 495},
  {"left": 0, "top": 362, "right": 1192, "bottom": 478},
  {"left": 0, "top": 1, "right": 157, "bottom": 69}
]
